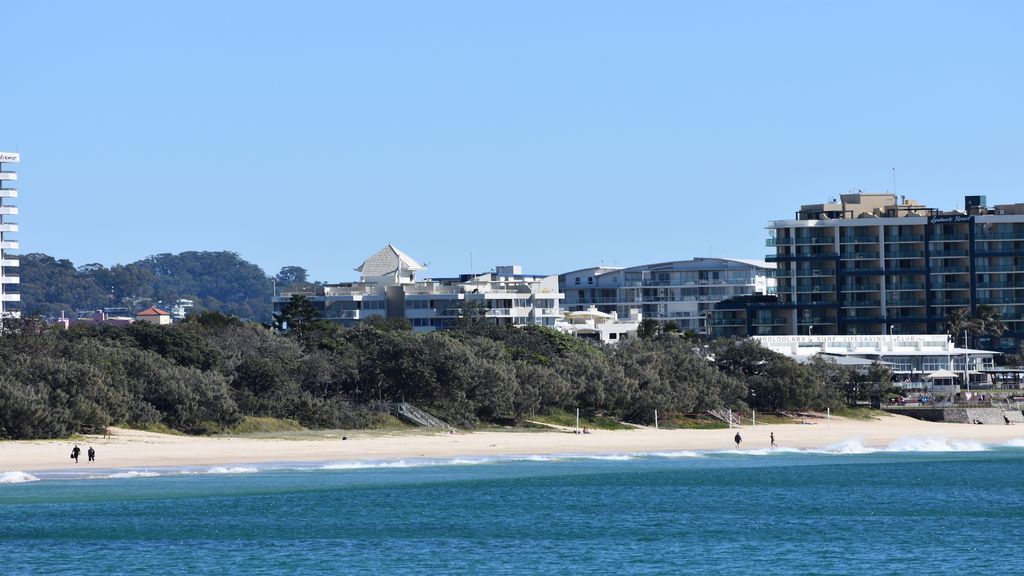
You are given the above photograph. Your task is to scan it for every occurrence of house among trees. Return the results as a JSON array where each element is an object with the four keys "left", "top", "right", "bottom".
[{"left": 135, "top": 306, "right": 171, "bottom": 325}]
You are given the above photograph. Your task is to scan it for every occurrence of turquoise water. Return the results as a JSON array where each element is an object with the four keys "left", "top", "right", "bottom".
[{"left": 3, "top": 439, "right": 1024, "bottom": 575}]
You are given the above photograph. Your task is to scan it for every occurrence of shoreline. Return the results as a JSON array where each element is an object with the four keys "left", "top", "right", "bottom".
[{"left": 2, "top": 414, "right": 1023, "bottom": 476}]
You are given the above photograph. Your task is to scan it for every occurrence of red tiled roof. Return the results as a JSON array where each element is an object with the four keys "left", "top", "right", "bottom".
[{"left": 136, "top": 306, "right": 170, "bottom": 316}]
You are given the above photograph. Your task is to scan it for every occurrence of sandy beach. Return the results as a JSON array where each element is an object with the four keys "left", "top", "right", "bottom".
[{"left": 3, "top": 413, "right": 1023, "bottom": 474}]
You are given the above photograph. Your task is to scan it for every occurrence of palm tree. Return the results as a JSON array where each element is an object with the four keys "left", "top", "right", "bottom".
[
  {"left": 945, "top": 306, "right": 1006, "bottom": 348},
  {"left": 945, "top": 308, "right": 979, "bottom": 346},
  {"left": 972, "top": 304, "right": 1007, "bottom": 344}
]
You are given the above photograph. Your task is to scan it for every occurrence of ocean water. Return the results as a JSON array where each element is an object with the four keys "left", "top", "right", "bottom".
[{"left": 3, "top": 438, "right": 1024, "bottom": 575}]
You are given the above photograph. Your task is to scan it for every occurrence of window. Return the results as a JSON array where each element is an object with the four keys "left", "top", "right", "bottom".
[
  {"left": 575, "top": 277, "right": 581, "bottom": 285},
  {"left": 587, "top": 277, "right": 593, "bottom": 284}
]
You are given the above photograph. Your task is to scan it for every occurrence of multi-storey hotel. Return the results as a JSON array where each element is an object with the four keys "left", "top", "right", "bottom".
[
  {"left": 559, "top": 258, "right": 776, "bottom": 334},
  {"left": 273, "top": 244, "right": 563, "bottom": 333},
  {"left": 0, "top": 152, "right": 19, "bottom": 320},
  {"left": 716, "top": 193, "right": 1024, "bottom": 352}
]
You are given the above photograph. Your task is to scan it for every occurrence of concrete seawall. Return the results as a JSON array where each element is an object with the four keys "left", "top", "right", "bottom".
[{"left": 885, "top": 407, "right": 1024, "bottom": 424}]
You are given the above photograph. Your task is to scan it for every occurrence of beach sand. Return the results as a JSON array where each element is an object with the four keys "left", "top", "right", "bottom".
[{"left": 3, "top": 413, "right": 1023, "bottom": 473}]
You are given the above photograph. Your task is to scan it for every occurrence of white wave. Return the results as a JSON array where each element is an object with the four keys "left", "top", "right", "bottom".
[
  {"left": 513, "top": 454, "right": 562, "bottom": 462},
  {"left": 649, "top": 451, "right": 703, "bottom": 459},
  {"left": 1004, "top": 439, "right": 1024, "bottom": 448},
  {"left": 322, "top": 460, "right": 420, "bottom": 470},
  {"left": 814, "top": 439, "right": 877, "bottom": 455},
  {"left": 102, "top": 471, "right": 161, "bottom": 479},
  {"left": 0, "top": 471, "right": 40, "bottom": 484},
  {"left": 882, "top": 437, "right": 987, "bottom": 453},
  {"left": 206, "top": 466, "right": 258, "bottom": 474},
  {"left": 578, "top": 454, "right": 635, "bottom": 461}
]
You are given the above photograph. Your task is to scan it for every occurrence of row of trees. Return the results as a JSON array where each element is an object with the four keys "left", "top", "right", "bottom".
[{"left": 0, "top": 302, "right": 894, "bottom": 439}]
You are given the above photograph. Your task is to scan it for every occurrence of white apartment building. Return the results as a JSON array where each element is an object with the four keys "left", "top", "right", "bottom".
[
  {"left": 559, "top": 258, "right": 776, "bottom": 334},
  {"left": 273, "top": 244, "right": 564, "bottom": 333},
  {"left": 0, "top": 152, "right": 20, "bottom": 320}
]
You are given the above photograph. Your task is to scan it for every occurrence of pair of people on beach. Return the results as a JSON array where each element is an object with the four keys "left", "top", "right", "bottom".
[
  {"left": 733, "top": 432, "right": 776, "bottom": 448},
  {"left": 70, "top": 445, "right": 95, "bottom": 463}
]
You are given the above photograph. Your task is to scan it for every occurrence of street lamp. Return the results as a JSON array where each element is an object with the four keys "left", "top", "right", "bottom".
[
  {"left": 808, "top": 325, "right": 814, "bottom": 336},
  {"left": 889, "top": 324, "right": 895, "bottom": 336}
]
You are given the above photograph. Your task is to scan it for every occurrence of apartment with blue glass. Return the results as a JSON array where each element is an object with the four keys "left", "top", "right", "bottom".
[{"left": 763, "top": 193, "right": 1024, "bottom": 352}]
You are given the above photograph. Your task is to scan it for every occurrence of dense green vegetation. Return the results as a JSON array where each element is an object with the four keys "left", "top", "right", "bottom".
[
  {"left": 17, "top": 251, "right": 309, "bottom": 323},
  {"left": 0, "top": 311, "right": 893, "bottom": 440}
]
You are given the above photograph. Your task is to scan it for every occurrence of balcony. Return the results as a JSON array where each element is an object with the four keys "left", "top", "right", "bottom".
[
  {"left": 885, "top": 250, "right": 924, "bottom": 259},
  {"left": 0, "top": 241, "right": 18, "bottom": 250},
  {"left": 839, "top": 235, "right": 879, "bottom": 244},
  {"left": 932, "top": 281, "right": 969, "bottom": 289},
  {"left": 0, "top": 206, "right": 17, "bottom": 216},
  {"left": 324, "top": 310, "right": 360, "bottom": 320},
  {"left": 974, "top": 264, "right": 1024, "bottom": 273},
  {"left": 888, "top": 282, "right": 925, "bottom": 290},
  {"left": 0, "top": 172, "right": 16, "bottom": 181},
  {"left": 930, "top": 266, "right": 968, "bottom": 274},
  {"left": 795, "top": 284, "right": 835, "bottom": 293},
  {"left": 928, "top": 249, "right": 968, "bottom": 258},
  {"left": 792, "top": 268, "right": 835, "bottom": 277},
  {"left": 929, "top": 234, "right": 968, "bottom": 242},
  {"left": 838, "top": 267, "right": 884, "bottom": 275},
  {"left": 933, "top": 298, "right": 970, "bottom": 306},
  {"left": 887, "top": 298, "right": 925, "bottom": 307},
  {"left": 486, "top": 308, "right": 513, "bottom": 317},
  {"left": 0, "top": 223, "right": 17, "bottom": 232},
  {"left": 840, "top": 252, "right": 879, "bottom": 260},
  {"left": 975, "top": 232, "right": 1024, "bottom": 240},
  {"left": 0, "top": 276, "right": 19, "bottom": 284},
  {"left": 766, "top": 253, "right": 837, "bottom": 262},
  {"left": 844, "top": 300, "right": 882, "bottom": 308},
  {"left": 884, "top": 235, "right": 924, "bottom": 242},
  {"left": 0, "top": 259, "right": 17, "bottom": 267},
  {"left": 840, "top": 283, "right": 880, "bottom": 292},
  {"left": 0, "top": 188, "right": 16, "bottom": 198},
  {"left": 884, "top": 267, "right": 928, "bottom": 275}
]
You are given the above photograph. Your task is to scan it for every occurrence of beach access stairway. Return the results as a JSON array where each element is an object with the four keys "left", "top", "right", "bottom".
[
  {"left": 707, "top": 408, "right": 743, "bottom": 427},
  {"left": 371, "top": 402, "right": 450, "bottom": 428}
]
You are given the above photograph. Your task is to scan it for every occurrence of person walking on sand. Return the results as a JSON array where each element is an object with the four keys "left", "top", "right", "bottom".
[
  {"left": 770, "top": 432, "right": 776, "bottom": 447},
  {"left": 734, "top": 432, "right": 742, "bottom": 448},
  {"left": 87, "top": 447, "right": 95, "bottom": 462},
  {"left": 71, "top": 445, "right": 81, "bottom": 463}
]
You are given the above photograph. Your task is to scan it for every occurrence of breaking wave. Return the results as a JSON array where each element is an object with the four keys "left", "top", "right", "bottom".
[
  {"left": 0, "top": 471, "right": 40, "bottom": 484},
  {"left": 206, "top": 466, "right": 259, "bottom": 474}
]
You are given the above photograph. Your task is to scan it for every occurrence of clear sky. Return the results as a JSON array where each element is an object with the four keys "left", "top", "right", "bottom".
[{"left": 4, "top": 1, "right": 1023, "bottom": 282}]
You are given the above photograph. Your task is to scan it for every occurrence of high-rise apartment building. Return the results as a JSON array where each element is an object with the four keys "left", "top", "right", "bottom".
[
  {"left": 559, "top": 258, "right": 776, "bottom": 334},
  {"left": 759, "top": 193, "right": 1024, "bottom": 352},
  {"left": 0, "top": 152, "right": 19, "bottom": 320}
]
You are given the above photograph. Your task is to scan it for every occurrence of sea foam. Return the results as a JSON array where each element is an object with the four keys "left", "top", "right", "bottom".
[
  {"left": 1003, "top": 438, "right": 1024, "bottom": 448},
  {"left": 206, "top": 466, "right": 259, "bottom": 474},
  {"left": 0, "top": 471, "right": 40, "bottom": 484},
  {"left": 102, "top": 471, "right": 161, "bottom": 479}
]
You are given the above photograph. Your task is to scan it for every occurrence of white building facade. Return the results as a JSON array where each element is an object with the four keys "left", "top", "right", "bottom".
[
  {"left": 0, "top": 152, "right": 19, "bottom": 320},
  {"left": 273, "top": 245, "right": 564, "bottom": 333},
  {"left": 559, "top": 258, "right": 776, "bottom": 334}
]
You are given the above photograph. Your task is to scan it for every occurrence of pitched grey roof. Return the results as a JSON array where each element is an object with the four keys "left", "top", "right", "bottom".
[{"left": 355, "top": 244, "right": 426, "bottom": 276}]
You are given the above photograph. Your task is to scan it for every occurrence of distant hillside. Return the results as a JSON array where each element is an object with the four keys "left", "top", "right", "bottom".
[{"left": 17, "top": 251, "right": 283, "bottom": 322}]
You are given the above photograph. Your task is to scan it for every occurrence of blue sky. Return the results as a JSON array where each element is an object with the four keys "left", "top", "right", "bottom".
[{"left": 4, "top": 1, "right": 1023, "bottom": 282}]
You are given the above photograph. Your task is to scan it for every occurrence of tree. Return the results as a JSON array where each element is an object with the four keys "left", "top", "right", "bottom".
[
  {"left": 275, "top": 266, "right": 309, "bottom": 287},
  {"left": 637, "top": 319, "right": 662, "bottom": 340},
  {"left": 946, "top": 306, "right": 1006, "bottom": 348}
]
